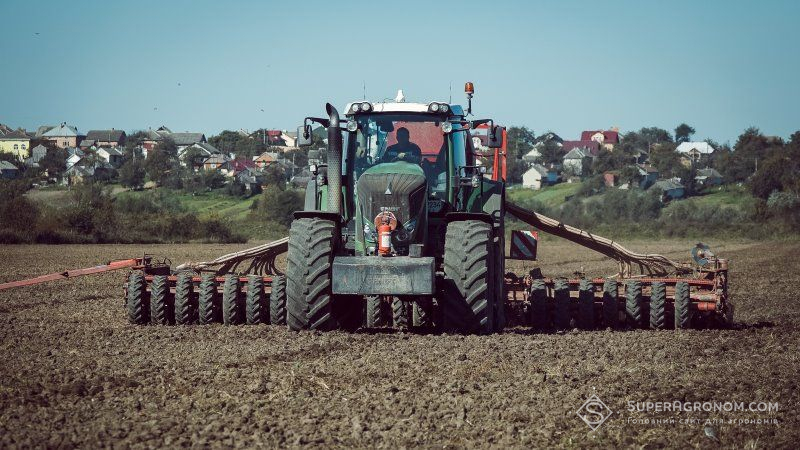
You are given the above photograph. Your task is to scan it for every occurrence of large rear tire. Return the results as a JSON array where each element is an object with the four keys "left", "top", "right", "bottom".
[
  {"left": 269, "top": 275, "right": 287, "bottom": 326},
  {"left": 625, "top": 280, "right": 643, "bottom": 329},
  {"left": 649, "top": 281, "right": 666, "bottom": 330},
  {"left": 126, "top": 271, "right": 149, "bottom": 324},
  {"left": 286, "top": 218, "right": 337, "bottom": 331},
  {"left": 441, "top": 220, "right": 495, "bottom": 334},
  {"left": 674, "top": 281, "right": 691, "bottom": 330},
  {"left": 174, "top": 272, "right": 196, "bottom": 325}
]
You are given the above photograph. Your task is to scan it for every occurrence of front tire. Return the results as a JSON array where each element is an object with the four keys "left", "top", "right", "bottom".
[
  {"left": 440, "top": 220, "right": 496, "bottom": 334},
  {"left": 286, "top": 218, "right": 337, "bottom": 331}
]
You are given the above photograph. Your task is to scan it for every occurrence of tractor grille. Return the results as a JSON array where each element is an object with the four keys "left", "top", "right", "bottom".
[{"left": 357, "top": 172, "right": 426, "bottom": 226}]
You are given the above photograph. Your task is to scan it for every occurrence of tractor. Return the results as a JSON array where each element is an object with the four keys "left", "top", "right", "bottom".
[{"left": 286, "top": 83, "right": 508, "bottom": 333}]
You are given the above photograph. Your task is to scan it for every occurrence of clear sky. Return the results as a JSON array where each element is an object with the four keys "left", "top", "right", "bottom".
[{"left": 1, "top": 0, "right": 798, "bottom": 144}]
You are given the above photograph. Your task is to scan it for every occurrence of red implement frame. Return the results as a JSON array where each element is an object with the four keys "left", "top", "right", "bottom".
[{"left": 0, "top": 258, "right": 147, "bottom": 291}]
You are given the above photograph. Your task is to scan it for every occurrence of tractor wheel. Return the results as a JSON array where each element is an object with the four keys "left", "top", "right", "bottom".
[
  {"left": 492, "top": 234, "right": 507, "bottom": 332},
  {"left": 174, "top": 272, "right": 196, "bottom": 325},
  {"left": 625, "top": 280, "right": 643, "bottom": 328},
  {"left": 577, "top": 279, "right": 595, "bottom": 330},
  {"left": 150, "top": 275, "right": 172, "bottom": 325},
  {"left": 126, "top": 271, "right": 149, "bottom": 324},
  {"left": 223, "top": 274, "right": 243, "bottom": 325},
  {"left": 602, "top": 280, "right": 619, "bottom": 329},
  {"left": 392, "top": 297, "right": 409, "bottom": 329},
  {"left": 412, "top": 296, "right": 433, "bottom": 328},
  {"left": 649, "top": 281, "right": 666, "bottom": 330},
  {"left": 286, "top": 218, "right": 337, "bottom": 331},
  {"left": 198, "top": 274, "right": 219, "bottom": 324},
  {"left": 674, "top": 281, "right": 691, "bottom": 330},
  {"left": 528, "top": 279, "right": 547, "bottom": 330},
  {"left": 269, "top": 275, "right": 287, "bottom": 326},
  {"left": 246, "top": 275, "right": 265, "bottom": 325},
  {"left": 441, "top": 220, "right": 495, "bottom": 334},
  {"left": 365, "top": 295, "right": 385, "bottom": 328},
  {"left": 553, "top": 279, "right": 571, "bottom": 330}
]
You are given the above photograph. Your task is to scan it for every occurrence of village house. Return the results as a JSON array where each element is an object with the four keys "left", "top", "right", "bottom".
[
  {"left": 170, "top": 132, "right": 207, "bottom": 152},
  {"left": 637, "top": 164, "right": 659, "bottom": 189},
  {"left": 676, "top": 141, "right": 715, "bottom": 167},
  {"left": 649, "top": 179, "right": 685, "bottom": 201},
  {"left": 96, "top": 147, "right": 124, "bottom": 167},
  {"left": 178, "top": 142, "right": 220, "bottom": 170},
  {"left": 695, "top": 168, "right": 723, "bottom": 187},
  {"left": 141, "top": 126, "right": 172, "bottom": 151},
  {"left": 42, "top": 123, "right": 81, "bottom": 149},
  {"left": 561, "top": 140, "right": 600, "bottom": 157},
  {"left": 522, "top": 164, "right": 558, "bottom": 190},
  {"left": 562, "top": 147, "right": 593, "bottom": 176},
  {"left": 603, "top": 171, "right": 621, "bottom": 187},
  {"left": 0, "top": 129, "right": 31, "bottom": 160},
  {"left": 24, "top": 144, "right": 48, "bottom": 168},
  {"left": 580, "top": 128, "right": 620, "bottom": 150},
  {"left": 0, "top": 160, "right": 20, "bottom": 179},
  {"left": 202, "top": 154, "right": 232, "bottom": 172},
  {"left": 66, "top": 148, "right": 84, "bottom": 169},
  {"left": 84, "top": 129, "right": 126, "bottom": 148},
  {"left": 254, "top": 151, "right": 279, "bottom": 168}
]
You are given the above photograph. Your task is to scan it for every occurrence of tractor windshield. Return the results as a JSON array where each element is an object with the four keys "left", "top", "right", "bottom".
[{"left": 348, "top": 114, "right": 464, "bottom": 195}]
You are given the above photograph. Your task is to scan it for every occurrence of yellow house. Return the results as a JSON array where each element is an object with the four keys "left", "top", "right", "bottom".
[{"left": 0, "top": 130, "right": 31, "bottom": 160}]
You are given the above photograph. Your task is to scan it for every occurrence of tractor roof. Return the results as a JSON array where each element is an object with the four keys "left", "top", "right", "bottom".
[{"left": 344, "top": 101, "right": 464, "bottom": 116}]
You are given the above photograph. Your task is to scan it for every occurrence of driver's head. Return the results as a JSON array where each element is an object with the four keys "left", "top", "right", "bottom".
[{"left": 396, "top": 127, "right": 410, "bottom": 144}]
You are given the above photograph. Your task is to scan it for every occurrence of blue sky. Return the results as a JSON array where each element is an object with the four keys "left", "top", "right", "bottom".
[{"left": 1, "top": 0, "right": 798, "bottom": 144}]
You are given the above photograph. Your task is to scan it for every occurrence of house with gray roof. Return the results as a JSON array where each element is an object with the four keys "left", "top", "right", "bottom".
[
  {"left": 562, "top": 147, "right": 592, "bottom": 176},
  {"left": 522, "top": 164, "right": 557, "bottom": 190},
  {"left": 649, "top": 178, "right": 685, "bottom": 201},
  {"left": 24, "top": 144, "right": 48, "bottom": 168},
  {"left": 0, "top": 160, "right": 19, "bottom": 179},
  {"left": 695, "top": 168, "right": 723, "bottom": 187},
  {"left": 43, "top": 123, "right": 81, "bottom": 148},
  {"left": 85, "top": 129, "right": 126, "bottom": 147}
]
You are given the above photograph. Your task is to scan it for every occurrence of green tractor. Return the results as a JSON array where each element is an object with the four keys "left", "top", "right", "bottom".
[{"left": 289, "top": 84, "right": 507, "bottom": 334}]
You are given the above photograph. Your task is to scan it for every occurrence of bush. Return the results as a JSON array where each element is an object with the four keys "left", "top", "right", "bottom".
[{"left": 251, "top": 186, "right": 303, "bottom": 227}]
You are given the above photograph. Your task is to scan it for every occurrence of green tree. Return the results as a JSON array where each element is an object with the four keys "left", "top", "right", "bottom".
[
  {"left": 39, "top": 147, "right": 68, "bottom": 179},
  {"left": 674, "top": 123, "right": 696, "bottom": 143},
  {"left": 505, "top": 126, "right": 536, "bottom": 184},
  {"left": 119, "top": 149, "right": 146, "bottom": 189},
  {"left": 253, "top": 185, "right": 303, "bottom": 226},
  {"left": 145, "top": 137, "right": 179, "bottom": 186},
  {"left": 649, "top": 142, "right": 682, "bottom": 178}
]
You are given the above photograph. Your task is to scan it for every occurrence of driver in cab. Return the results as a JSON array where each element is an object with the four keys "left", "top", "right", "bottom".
[{"left": 382, "top": 127, "right": 421, "bottom": 164}]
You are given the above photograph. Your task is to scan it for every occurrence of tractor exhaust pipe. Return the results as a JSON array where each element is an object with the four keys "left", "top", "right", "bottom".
[{"left": 325, "top": 103, "right": 342, "bottom": 215}]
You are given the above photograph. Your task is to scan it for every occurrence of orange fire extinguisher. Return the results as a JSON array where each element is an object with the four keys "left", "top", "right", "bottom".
[{"left": 376, "top": 211, "right": 396, "bottom": 256}]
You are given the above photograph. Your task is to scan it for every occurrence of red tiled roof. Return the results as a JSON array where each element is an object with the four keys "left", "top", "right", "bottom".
[
  {"left": 229, "top": 159, "right": 256, "bottom": 172},
  {"left": 580, "top": 130, "right": 619, "bottom": 144}
]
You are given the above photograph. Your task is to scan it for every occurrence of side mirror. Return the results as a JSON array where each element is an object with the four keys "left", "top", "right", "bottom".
[
  {"left": 488, "top": 125, "right": 504, "bottom": 148},
  {"left": 297, "top": 125, "right": 313, "bottom": 147}
]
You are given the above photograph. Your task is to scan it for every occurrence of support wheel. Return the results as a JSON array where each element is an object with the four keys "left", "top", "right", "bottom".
[
  {"left": 577, "top": 279, "right": 594, "bottom": 330},
  {"left": 602, "top": 280, "right": 619, "bottom": 329},
  {"left": 528, "top": 279, "right": 547, "bottom": 330},
  {"left": 126, "top": 271, "right": 149, "bottom": 324},
  {"left": 392, "top": 297, "right": 409, "bottom": 329},
  {"left": 674, "top": 281, "right": 691, "bottom": 330},
  {"left": 198, "top": 274, "right": 219, "bottom": 324},
  {"left": 625, "top": 280, "right": 643, "bottom": 328},
  {"left": 246, "top": 275, "right": 265, "bottom": 325},
  {"left": 174, "top": 272, "right": 196, "bottom": 325},
  {"left": 223, "top": 274, "right": 243, "bottom": 325},
  {"left": 269, "top": 275, "right": 287, "bottom": 325},
  {"left": 150, "top": 275, "right": 172, "bottom": 325},
  {"left": 553, "top": 279, "right": 571, "bottom": 330},
  {"left": 365, "top": 295, "right": 385, "bottom": 328},
  {"left": 286, "top": 218, "right": 337, "bottom": 331},
  {"left": 412, "top": 297, "right": 433, "bottom": 328},
  {"left": 649, "top": 281, "right": 666, "bottom": 329}
]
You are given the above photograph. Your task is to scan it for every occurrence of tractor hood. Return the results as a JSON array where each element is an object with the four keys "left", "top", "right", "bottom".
[{"left": 355, "top": 162, "right": 427, "bottom": 255}]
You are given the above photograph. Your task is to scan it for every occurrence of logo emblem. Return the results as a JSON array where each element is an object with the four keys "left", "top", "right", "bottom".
[{"left": 576, "top": 394, "right": 613, "bottom": 431}]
